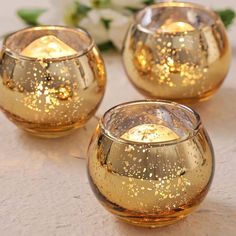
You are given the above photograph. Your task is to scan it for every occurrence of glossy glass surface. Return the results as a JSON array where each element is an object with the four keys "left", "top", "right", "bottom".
[
  {"left": 122, "top": 2, "right": 231, "bottom": 104},
  {"left": 0, "top": 26, "right": 106, "bottom": 137},
  {"left": 88, "top": 100, "right": 214, "bottom": 227}
]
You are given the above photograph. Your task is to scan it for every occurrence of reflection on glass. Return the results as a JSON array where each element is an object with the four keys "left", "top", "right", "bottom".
[
  {"left": 88, "top": 100, "right": 214, "bottom": 227},
  {"left": 123, "top": 2, "right": 231, "bottom": 104},
  {"left": 0, "top": 26, "right": 106, "bottom": 138}
]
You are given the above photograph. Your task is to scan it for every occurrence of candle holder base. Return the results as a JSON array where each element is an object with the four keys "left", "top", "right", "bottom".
[
  {"left": 23, "top": 128, "right": 76, "bottom": 139},
  {"left": 102, "top": 199, "right": 201, "bottom": 228},
  {"left": 1, "top": 107, "right": 86, "bottom": 138},
  {"left": 128, "top": 76, "right": 224, "bottom": 105},
  {"left": 117, "top": 214, "right": 187, "bottom": 228}
]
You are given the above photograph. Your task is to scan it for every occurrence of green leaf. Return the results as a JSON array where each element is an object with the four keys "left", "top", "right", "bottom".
[
  {"left": 101, "top": 18, "right": 112, "bottom": 30},
  {"left": 75, "top": 2, "right": 91, "bottom": 16},
  {"left": 126, "top": 0, "right": 154, "bottom": 13},
  {"left": 143, "top": 0, "right": 154, "bottom": 5},
  {"left": 64, "top": 3, "right": 91, "bottom": 26},
  {"left": 92, "top": 0, "right": 111, "bottom": 8},
  {"left": 215, "top": 9, "right": 235, "bottom": 28},
  {"left": 98, "top": 41, "right": 115, "bottom": 51},
  {"left": 17, "top": 8, "right": 46, "bottom": 26},
  {"left": 125, "top": 7, "right": 140, "bottom": 13}
]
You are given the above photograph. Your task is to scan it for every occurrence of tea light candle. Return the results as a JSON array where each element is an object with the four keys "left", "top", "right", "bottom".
[
  {"left": 160, "top": 21, "right": 195, "bottom": 33},
  {"left": 121, "top": 124, "right": 179, "bottom": 142},
  {"left": 21, "top": 35, "right": 77, "bottom": 58}
]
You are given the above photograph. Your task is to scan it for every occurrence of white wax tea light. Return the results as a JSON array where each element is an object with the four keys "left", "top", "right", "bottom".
[
  {"left": 21, "top": 35, "right": 77, "bottom": 58},
  {"left": 121, "top": 124, "right": 179, "bottom": 142},
  {"left": 160, "top": 21, "right": 195, "bottom": 33}
]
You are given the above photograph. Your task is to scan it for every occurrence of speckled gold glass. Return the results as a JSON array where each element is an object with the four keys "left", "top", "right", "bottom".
[
  {"left": 0, "top": 26, "right": 106, "bottom": 138},
  {"left": 88, "top": 100, "right": 214, "bottom": 227},
  {"left": 122, "top": 2, "right": 231, "bottom": 104}
]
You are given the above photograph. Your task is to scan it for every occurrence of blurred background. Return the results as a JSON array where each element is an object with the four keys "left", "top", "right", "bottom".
[{"left": 0, "top": 0, "right": 235, "bottom": 48}]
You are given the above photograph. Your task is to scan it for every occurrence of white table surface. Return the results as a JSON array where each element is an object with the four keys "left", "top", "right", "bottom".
[{"left": 0, "top": 0, "right": 235, "bottom": 235}]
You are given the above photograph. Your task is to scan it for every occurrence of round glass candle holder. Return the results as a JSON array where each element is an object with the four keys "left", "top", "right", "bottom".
[
  {"left": 0, "top": 26, "right": 106, "bottom": 138},
  {"left": 122, "top": 2, "right": 231, "bottom": 104},
  {"left": 88, "top": 100, "right": 214, "bottom": 227}
]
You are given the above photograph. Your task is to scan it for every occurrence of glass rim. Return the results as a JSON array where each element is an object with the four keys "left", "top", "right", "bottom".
[
  {"left": 2, "top": 25, "right": 95, "bottom": 62},
  {"left": 134, "top": 1, "right": 222, "bottom": 34},
  {"left": 100, "top": 99, "right": 202, "bottom": 147}
]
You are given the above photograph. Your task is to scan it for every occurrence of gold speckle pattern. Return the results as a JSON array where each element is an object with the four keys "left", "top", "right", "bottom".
[
  {"left": 88, "top": 100, "right": 214, "bottom": 227},
  {"left": 0, "top": 26, "right": 106, "bottom": 137},
  {"left": 122, "top": 2, "right": 231, "bottom": 104}
]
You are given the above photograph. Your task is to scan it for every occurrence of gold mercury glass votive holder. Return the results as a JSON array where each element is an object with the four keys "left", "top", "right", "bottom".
[
  {"left": 122, "top": 2, "right": 231, "bottom": 104},
  {"left": 88, "top": 100, "right": 214, "bottom": 227},
  {"left": 0, "top": 26, "right": 106, "bottom": 138}
]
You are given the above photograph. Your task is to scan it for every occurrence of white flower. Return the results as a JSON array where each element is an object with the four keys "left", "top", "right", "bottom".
[
  {"left": 39, "top": 0, "right": 75, "bottom": 25},
  {"left": 79, "top": 8, "right": 131, "bottom": 49},
  {"left": 79, "top": 10, "right": 109, "bottom": 45},
  {"left": 38, "top": 0, "right": 135, "bottom": 50},
  {"left": 79, "top": 0, "right": 92, "bottom": 7},
  {"left": 108, "top": 14, "right": 131, "bottom": 50}
]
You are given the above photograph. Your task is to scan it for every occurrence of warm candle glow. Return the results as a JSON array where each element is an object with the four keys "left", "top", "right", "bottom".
[
  {"left": 121, "top": 124, "right": 179, "bottom": 142},
  {"left": 21, "top": 35, "right": 77, "bottom": 58},
  {"left": 160, "top": 21, "right": 195, "bottom": 33}
]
